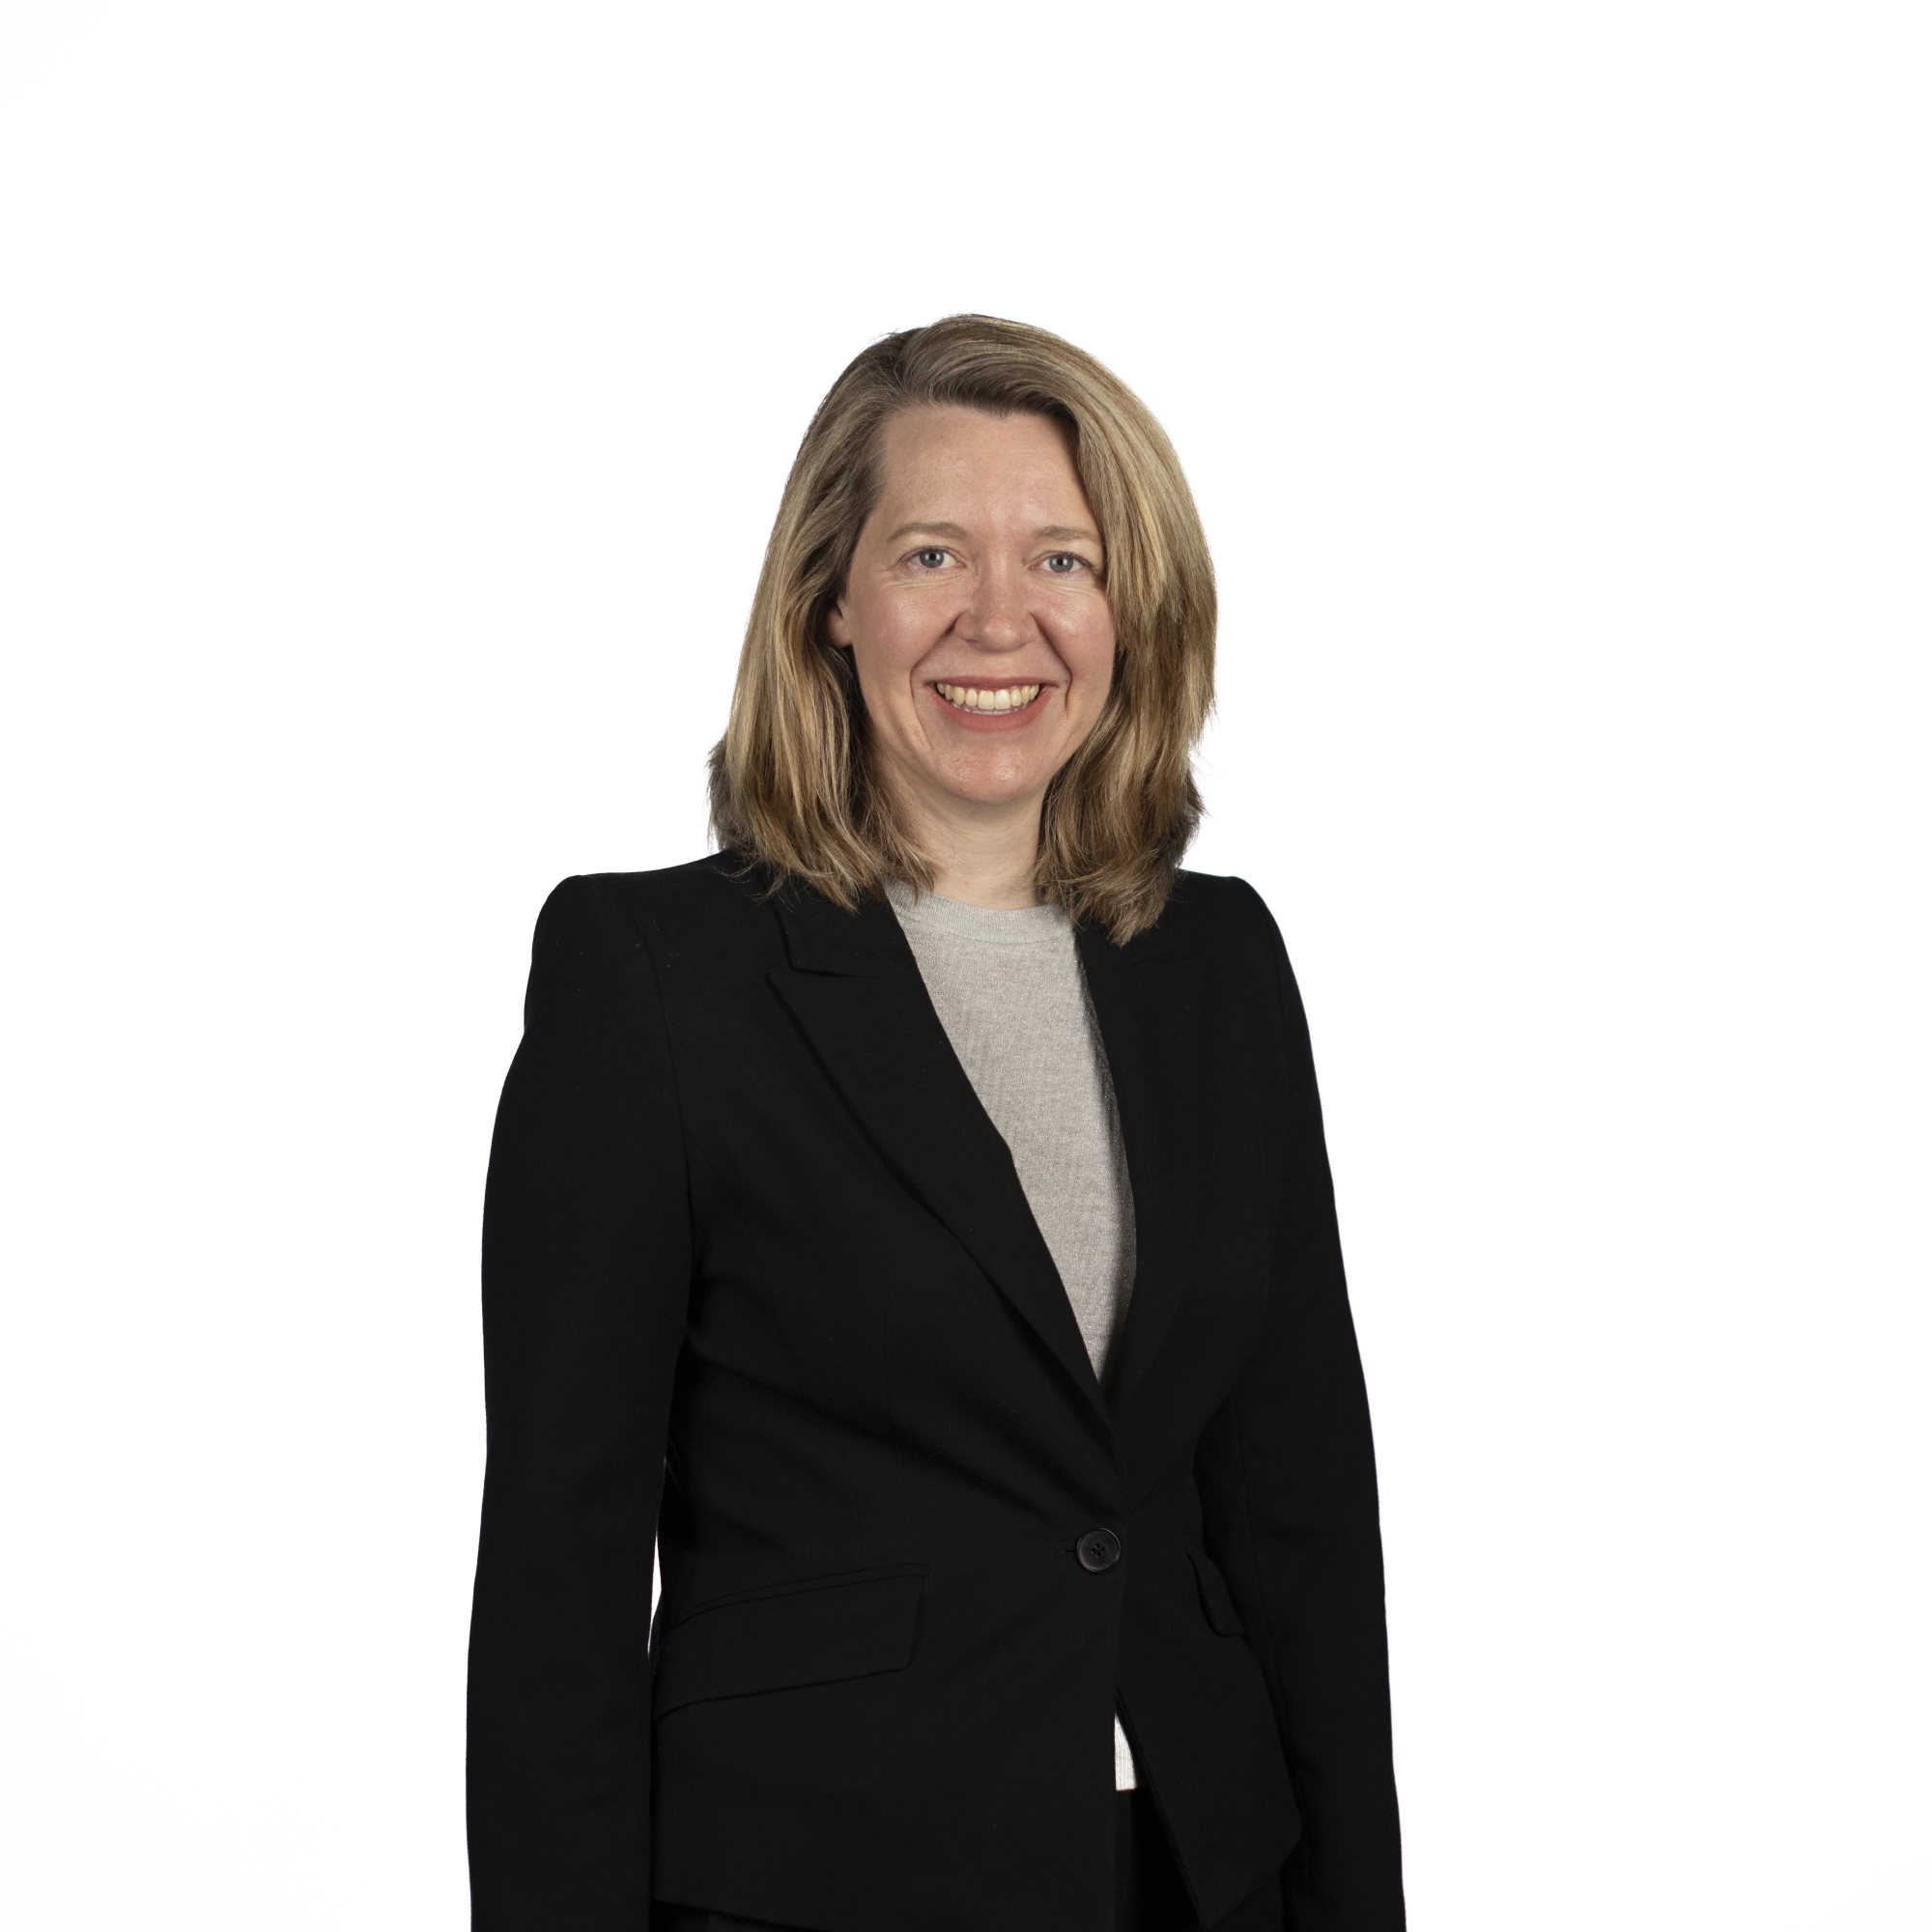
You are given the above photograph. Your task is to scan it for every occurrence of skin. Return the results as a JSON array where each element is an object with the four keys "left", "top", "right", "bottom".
[{"left": 827, "top": 406, "right": 1117, "bottom": 908}]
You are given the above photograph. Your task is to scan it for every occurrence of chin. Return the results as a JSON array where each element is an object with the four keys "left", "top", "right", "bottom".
[{"left": 936, "top": 759, "right": 1055, "bottom": 809}]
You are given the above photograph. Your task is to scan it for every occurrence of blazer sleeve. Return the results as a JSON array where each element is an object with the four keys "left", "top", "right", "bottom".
[
  {"left": 468, "top": 875, "right": 692, "bottom": 1931},
  {"left": 1194, "top": 888, "right": 1406, "bottom": 1932}
]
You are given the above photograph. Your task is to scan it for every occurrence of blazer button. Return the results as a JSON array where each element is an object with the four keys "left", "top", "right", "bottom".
[{"left": 1076, "top": 1528, "right": 1122, "bottom": 1573}]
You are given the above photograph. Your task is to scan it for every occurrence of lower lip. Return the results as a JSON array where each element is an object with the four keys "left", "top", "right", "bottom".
[{"left": 927, "top": 688, "right": 1050, "bottom": 733}]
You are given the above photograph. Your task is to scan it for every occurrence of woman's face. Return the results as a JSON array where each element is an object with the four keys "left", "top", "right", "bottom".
[{"left": 828, "top": 406, "right": 1116, "bottom": 824}]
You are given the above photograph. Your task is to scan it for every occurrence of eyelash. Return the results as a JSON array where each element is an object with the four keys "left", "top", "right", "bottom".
[{"left": 907, "top": 550, "right": 1091, "bottom": 575}]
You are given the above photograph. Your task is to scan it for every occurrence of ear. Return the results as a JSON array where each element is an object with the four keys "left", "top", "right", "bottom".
[{"left": 825, "top": 599, "right": 854, "bottom": 648}]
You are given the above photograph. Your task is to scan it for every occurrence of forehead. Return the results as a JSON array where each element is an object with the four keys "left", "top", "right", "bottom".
[{"left": 872, "top": 407, "right": 1088, "bottom": 515}]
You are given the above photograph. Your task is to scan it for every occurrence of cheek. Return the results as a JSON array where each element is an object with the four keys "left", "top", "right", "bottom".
[
  {"left": 850, "top": 593, "right": 932, "bottom": 679},
  {"left": 1067, "top": 607, "right": 1118, "bottom": 696}
]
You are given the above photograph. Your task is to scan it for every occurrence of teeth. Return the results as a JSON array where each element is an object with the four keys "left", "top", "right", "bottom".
[{"left": 934, "top": 682, "right": 1041, "bottom": 713}]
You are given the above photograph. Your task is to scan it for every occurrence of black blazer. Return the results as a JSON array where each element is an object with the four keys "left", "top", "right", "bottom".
[{"left": 468, "top": 857, "right": 1403, "bottom": 1932}]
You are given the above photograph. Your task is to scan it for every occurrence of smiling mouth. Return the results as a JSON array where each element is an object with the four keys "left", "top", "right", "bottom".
[{"left": 932, "top": 681, "right": 1043, "bottom": 714}]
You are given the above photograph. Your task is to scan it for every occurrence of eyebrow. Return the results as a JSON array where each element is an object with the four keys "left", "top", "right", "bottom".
[
  {"left": 884, "top": 521, "right": 1102, "bottom": 546},
  {"left": 885, "top": 522, "right": 968, "bottom": 543}
]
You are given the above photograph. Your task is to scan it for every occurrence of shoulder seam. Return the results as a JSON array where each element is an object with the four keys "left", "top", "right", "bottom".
[{"left": 577, "top": 873, "right": 697, "bottom": 1191}]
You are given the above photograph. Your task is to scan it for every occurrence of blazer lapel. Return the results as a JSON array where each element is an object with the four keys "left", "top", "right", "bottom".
[
  {"left": 1077, "top": 919, "right": 1206, "bottom": 1416},
  {"left": 768, "top": 887, "right": 1109, "bottom": 1424}
]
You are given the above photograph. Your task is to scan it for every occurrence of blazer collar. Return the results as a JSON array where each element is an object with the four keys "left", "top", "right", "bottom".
[
  {"left": 772, "top": 878, "right": 900, "bottom": 978},
  {"left": 1074, "top": 914, "right": 1203, "bottom": 1416},
  {"left": 767, "top": 886, "right": 1112, "bottom": 1427}
]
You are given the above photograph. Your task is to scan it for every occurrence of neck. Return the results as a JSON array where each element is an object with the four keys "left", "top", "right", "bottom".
[{"left": 892, "top": 782, "right": 1044, "bottom": 910}]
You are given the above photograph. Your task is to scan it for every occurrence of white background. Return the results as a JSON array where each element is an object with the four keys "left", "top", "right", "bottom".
[{"left": 2, "top": 4, "right": 1926, "bottom": 1926}]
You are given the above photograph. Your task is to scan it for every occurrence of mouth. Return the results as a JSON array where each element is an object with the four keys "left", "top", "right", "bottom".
[{"left": 931, "top": 680, "right": 1044, "bottom": 715}]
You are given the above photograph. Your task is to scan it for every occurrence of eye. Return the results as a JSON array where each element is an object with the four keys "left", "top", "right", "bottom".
[
  {"left": 912, "top": 548, "right": 949, "bottom": 570},
  {"left": 1042, "top": 552, "right": 1087, "bottom": 575}
]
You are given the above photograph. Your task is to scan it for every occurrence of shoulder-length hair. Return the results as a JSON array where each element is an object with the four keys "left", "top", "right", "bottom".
[{"left": 708, "top": 314, "right": 1214, "bottom": 943}]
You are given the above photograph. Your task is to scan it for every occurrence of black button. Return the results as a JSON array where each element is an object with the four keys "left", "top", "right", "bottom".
[{"left": 1076, "top": 1528, "right": 1122, "bottom": 1573}]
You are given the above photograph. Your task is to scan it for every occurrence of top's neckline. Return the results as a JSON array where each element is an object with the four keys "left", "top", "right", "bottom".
[{"left": 885, "top": 881, "right": 1072, "bottom": 947}]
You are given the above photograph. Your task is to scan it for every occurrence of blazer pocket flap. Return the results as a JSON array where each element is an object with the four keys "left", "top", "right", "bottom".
[
  {"left": 1188, "top": 1548, "right": 1246, "bottom": 1636},
  {"left": 654, "top": 1566, "right": 928, "bottom": 1716}
]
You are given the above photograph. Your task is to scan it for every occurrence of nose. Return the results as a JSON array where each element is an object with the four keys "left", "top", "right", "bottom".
[{"left": 957, "top": 560, "right": 1035, "bottom": 654}]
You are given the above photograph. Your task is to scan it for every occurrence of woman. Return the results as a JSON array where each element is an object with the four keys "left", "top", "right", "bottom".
[{"left": 468, "top": 316, "right": 1404, "bottom": 1932}]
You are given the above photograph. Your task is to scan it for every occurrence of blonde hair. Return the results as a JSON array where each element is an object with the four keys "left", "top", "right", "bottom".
[{"left": 707, "top": 314, "right": 1214, "bottom": 943}]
